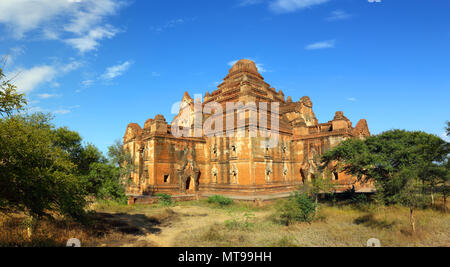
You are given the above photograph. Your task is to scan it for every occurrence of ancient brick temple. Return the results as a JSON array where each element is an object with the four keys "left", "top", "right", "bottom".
[{"left": 124, "top": 59, "right": 371, "bottom": 199}]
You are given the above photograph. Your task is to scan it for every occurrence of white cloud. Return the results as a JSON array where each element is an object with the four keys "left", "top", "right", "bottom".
[
  {"left": 50, "top": 82, "right": 60, "bottom": 88},
  {"left": 1, "top": 46, "right": 25, "bottom": 66},
  {"left": 7, "top": 60, "right": 82, "bottom": 93},
  {"left": 61, "top": 60, "right": 83, "bottom": 73},
  {"left": 9, "top": 65, "right": 57, "bottom": 93},
  {"left": 348, "top": 97, "right": 357, "bottom": 102},
  {"left": 53, "top": 109, "right": 71, "bottom": 115},
  {"left": 26, "top": 106, "right": 45, "bottom": 114},
  {"left": 269, "top": 0, "right": 330, "bottom": 13},
  {"left": 51, "top": 105, "right": 80, "bottom": 115},
  {"left": 101, "top": 61, "right": 132, "bottom": 80},
  {"left": 38, "top": 93, "right": 60, "bottom": 99},
  {"left": 228, "top": 60, "right": 239, "bottom": 67},
  {"left": 326, "top": 10, "right": 352, "bottom": 21},
  {"left": 25, "top": 103, "right": 80, "bottom": 115},
  {"left": 64, "top": 0, "right": 121, "bottom": 35},
  {"left": 255, "top": 63, "right": 269, "bottom": 73},
  {"left": 441, "top": 132, "right": 450, "bottom": 142},
  {"left": 0, "top": 0, "right": 73, "bottom": 38},
  {"left": 65, "top": 25, "right": 119, "bottom": 53},
  {"left": 0, "top": 0, "right": 125, "bottom": 53},
  {"left": 305, "top": 40, "right": 335, "bottom": 50},
  {"left": 82, "top": 79, "right": 94, "bottom": 87}
]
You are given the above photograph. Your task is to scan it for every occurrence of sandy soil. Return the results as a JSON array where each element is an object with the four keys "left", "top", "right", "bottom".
[{"left": 93, "top": 205, "right": 239, "bottom": 247}]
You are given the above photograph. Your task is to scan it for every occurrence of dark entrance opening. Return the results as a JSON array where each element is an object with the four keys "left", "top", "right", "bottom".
[
  {"left": 300, "top": 168, "right": 306, "bottom": 184},
  {"left": 333, "top": 172, "right": 339, "bottom": 181},
  {"left": 185, "top": 176, "right": 191, "bottom": 190}
]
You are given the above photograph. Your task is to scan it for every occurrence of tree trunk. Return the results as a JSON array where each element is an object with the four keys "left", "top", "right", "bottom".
[
  {"left": 315, "top": 194, "right": 319, "bottom": 213},
  {"left": 430, "top": 187, "right": 434, "bottom": 207},
  {"left": 26, "top": 215, "right": 37, "bottom": 240},
  {"left": 444, "top": 192, "right": 447, "bottom": 213},
  {"left": 409, "top": 208, "right": 416, "bottom": 234}
]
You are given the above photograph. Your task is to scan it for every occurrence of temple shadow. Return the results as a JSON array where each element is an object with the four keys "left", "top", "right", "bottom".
[
  {"left": 353, "top": 213, "right": 397, "bottom": 230},
  {"left": 94, "top": 212, "right": 163, "bottom": 236}
]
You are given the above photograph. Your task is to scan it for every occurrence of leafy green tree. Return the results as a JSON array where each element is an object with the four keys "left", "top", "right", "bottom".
[
  {"left": 84, "top": 162, "right": 127, "bottom": 203},
  {"left": 108, "top": 139, "right": 135, "bottom": 184},
  {"left": 52, "top": 126, "right": 83, "bottom": 163},
  {"left": 279, "top": 192, "right": 317, "bottom": 225},
  {"left": 51, "top": 127, "right": 126, "bottom": 202},
  {"left": 52, "top": 127, "right": 105, "bottom": 174},
  {"left": 441, "top": 158, "right": 450, "bottom": 213},
  {"left": 0, "top": 67, "right": 27, "bottom": 117},
  {"left": 322, "top": 130, "right": 449, "bottom": 232},
  {"left": 0, "top": 113, "right": 87, "bottom": 226},
  {"left": 446, "top": 121, "right": 450, "bottom": 136},
  {"left": 383, "top": 168, "right": 428, "bottom": 233},
  {"left": 78, "top": 143, "right": 105, "bottom": 174},
  {"left": 300, "top": 172, "right": 335, "bottom": 214},
  {"left": 77, "top": 140, "right": 133, "bottom": 203},
  {"left": 420, "top": 163, "right": 447, "bottom": 207}
]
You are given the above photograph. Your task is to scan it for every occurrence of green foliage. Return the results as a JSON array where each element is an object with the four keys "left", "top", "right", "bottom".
[
  {"left": 50, "top": 127, "right": 126, "bottom": 204},
  {"left": 78, "top": 144, "right": 105, "bottom": 174},
  {"left": 0, "top": 113, "right": 87, "bottom": 220},
  {"left": 52, "top": 127, "right": 106, "bottom": 175},
  {"left": 0, "top": 67, "right": 27, "bottom": 117},
  {"left": 373, "top": 167, "right": 429, "bottom": 209},
  {"left": 0, "top": 71, "right": 127, "bottom": 221},
  {"left": 156, "top": 193, "right": 173, "bottom": 206},
  {"left": 351, "top": 193, "right": 369, "bottom": 205},
  {"left": 300, "top": 172, "right": 335, "bottom": 202},
  {"left": 225, "top": 211, "right": 255, "bottom": 230},
  {"left": 83, "top": 162, "right": 127, "bottom": 204},
  {"left": 207, "top": 195, "right": 234, "bottom": 206},
  {"left": 321, "top": 129, "right": 449, "bottom": 231},
  {"left": 52, "top": 126, "right": 83, "bottom": 162},
  {"left": 0, "top": 110, "right": 130, "bottom": 222},
  {"left": 278, "top": 192, "right": 317, "bottom": 225},
  {"left": 108, "top": 139, "right": 135, "bottom": 184},
  {"left": 322, "top": 130, "right": 449, "bottom": 205}
]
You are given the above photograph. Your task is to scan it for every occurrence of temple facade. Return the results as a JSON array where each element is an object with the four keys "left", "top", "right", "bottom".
[{"left": 123, "top": 59, "right": 371, "bottom": 199}]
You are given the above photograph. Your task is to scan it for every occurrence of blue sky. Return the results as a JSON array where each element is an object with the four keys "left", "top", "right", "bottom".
[{"left": 1, "top": 0, "right": 449, "bottom": 153}]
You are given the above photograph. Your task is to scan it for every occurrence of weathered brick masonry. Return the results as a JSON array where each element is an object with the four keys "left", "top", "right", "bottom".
[{"left": 123, "top": 59, "right": 372, "bottom": 199}]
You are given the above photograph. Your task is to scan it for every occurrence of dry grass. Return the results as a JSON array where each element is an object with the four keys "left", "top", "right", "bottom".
[
  {"left": 1, "top": 198, "right": 448, "bottom": 247},
  {"left": 0, "top": 206, "right": 175, "bottom": 247},
  {"left": 172, "top": 201, "right": 450, "bottom": 247},
  {"left": 0, "top": 213, "right": 102, "bottom": 247}
]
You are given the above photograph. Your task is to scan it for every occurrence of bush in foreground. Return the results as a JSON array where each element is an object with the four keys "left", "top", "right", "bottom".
[
  {"left": 207, "top": 195, "right": 233, "bottom": 206},
  {"left": 156, "top": 194, "right": 173, "bottom": 206},
  {"left": 279, "top": 192, "right": 317, "bottom": 225}
]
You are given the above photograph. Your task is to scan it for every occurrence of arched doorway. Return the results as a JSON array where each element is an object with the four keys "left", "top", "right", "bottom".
[
  {"left": 185, "top": 176, "right": 192, "bottom": 191},
  {"left": 300, "top": 168, "right": 307, "bottom": 184},
  {"left": 177, "top": 159, "right": 200, "bottom": 194},
  {"left": 179, "top": 170, "right": 200, "bottom": 193}
]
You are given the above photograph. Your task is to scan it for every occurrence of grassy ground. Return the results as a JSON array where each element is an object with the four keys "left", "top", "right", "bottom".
[
  {"left": 1, "top": 198, "right": 448, "bottom": 247},
  {"left": 170, "top": 200, "right": 449, "bottom": 247}
]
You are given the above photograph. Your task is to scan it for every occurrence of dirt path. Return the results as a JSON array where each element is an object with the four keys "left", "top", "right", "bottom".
[
  {"left": 145, "top": 206, "right": 233, "bottom": 247},
  {"left": 95, "top": 205, "right": 240, "bottom": 247}
]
